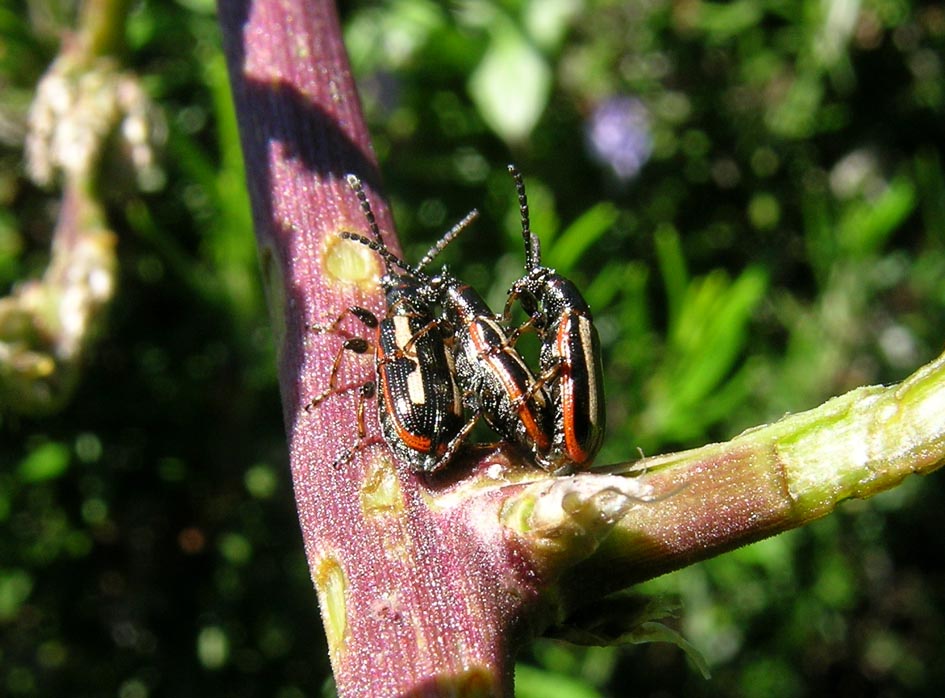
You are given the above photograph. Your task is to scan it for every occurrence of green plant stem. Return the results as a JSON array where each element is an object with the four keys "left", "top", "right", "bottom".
[
  {"left": 557, "top": 349, "right": 945, "bottom": 610},
  {"left": 78, "top": 0, "right": 132, "bottom": 57}
]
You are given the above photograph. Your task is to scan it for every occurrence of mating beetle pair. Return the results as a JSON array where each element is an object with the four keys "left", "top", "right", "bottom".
[{"left": 312, "top": 167, "right": 605, "bottom": 475}]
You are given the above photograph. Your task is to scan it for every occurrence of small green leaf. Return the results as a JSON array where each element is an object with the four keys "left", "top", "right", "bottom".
[
  {"left": 18, "top": 442, "right": 71, "bottom": 483},
  {"left": 0, "top": 569, "right": 33, "bottom": 621},
  {"left": 515, "top": 664, "right": 602, "bottom": 698},
  {"left": 345, "top": 0, "right": 444, "bottom": 72},
  {"left": 524, "top": 0, "right": 582, "bottom": 51},
  {"left": 469, "top": 24, "right": 551, "bottom": 144},
  {"left": 767, "top": 73, "right": 824, "bottom": 139},
  {"left": 584, "top": 260, "right": 646, "bottom": 315},
  {"left": 627, "top": 622, "right": 711, "bottom": 679},
  {"left": 671, "top": 267, "right": 767, "bottom": 400},
  {"left": 838, "top": 175, "right": 916, "bottom": 256},
  {"left": 654, "top": 224, "right": 689, "bottom": 330},
  {"left": 546, "top": 202, "right": 619, "bottom": 273},
  {"left": 644, "top": 265, "right": 768, "bottom": 441},
  {"left": 0, "top": 211, "right": 23, "bottom": 285},
  {"left": 545, "top": 592, "right": 710, "bottom": 679},
  {"left": 696, "top": 0, "right": 764, "bottom": 43}
]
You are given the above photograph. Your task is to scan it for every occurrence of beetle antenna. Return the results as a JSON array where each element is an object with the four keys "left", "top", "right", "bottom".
[
  {"left": 417, "top": 209, "right": 479, "bottom": 270},
  {"left": 346, "top": 173, "right": 405, "bottom": 278},
  {"left": 346, "top": 174, "right": 384, "bottom": 242},
  {"left": 508, "top": 164, "right": 541, "bottom": 270}
]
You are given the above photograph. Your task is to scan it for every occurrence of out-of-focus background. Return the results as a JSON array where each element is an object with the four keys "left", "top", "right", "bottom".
[{"left": 2, "top": 1, "right": 944, "bottom": 696}]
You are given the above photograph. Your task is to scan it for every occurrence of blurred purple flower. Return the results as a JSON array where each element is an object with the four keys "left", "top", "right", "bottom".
[{"left": 585, "top": 96, "right": 652, "bottom": 181}]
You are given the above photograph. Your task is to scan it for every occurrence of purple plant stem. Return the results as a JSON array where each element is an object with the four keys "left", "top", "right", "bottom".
[{"left": 218, "top": 2, "right": 530, "bottom": 695}]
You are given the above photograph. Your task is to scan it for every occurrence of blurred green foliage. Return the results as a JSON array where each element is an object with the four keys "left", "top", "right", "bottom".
[{"left": 2, "top": 0, "right": 945, "bottom": 696}]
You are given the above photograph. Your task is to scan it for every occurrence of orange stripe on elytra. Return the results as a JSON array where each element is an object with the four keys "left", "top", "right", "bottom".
[
  {"left": 557, "top": 317, "right": 588, "bottom": 464},
  {"left": 470, "top": 322, "right": 550, "bottom": 450},
  {"left": 517, "top": 399, "right": 550, "bottom": 450}
]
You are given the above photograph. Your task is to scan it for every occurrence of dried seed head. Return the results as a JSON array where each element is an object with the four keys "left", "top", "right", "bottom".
[{"left": 26, "top": 56, "right": 166, "bottom": 191}]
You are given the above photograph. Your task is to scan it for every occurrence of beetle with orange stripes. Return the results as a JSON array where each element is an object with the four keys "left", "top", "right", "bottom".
[
  {"left": 503, "top": 165, "right": 606, "bottom": 472},
  {"left": 310, "top": 175, "right": 476, "bottom": 473}
]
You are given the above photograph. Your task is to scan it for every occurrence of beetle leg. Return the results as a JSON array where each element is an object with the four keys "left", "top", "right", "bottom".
[
  {"left": 304, "top": 336, "right": 372, "bottom": 412},
  {"left": 505, "top": 314, "right": 538, "bottom": 345},
  {"left": 511, "top": 356, "right": 563, "bottom": 410},
  {"left": 428, "top": 413, "right": 480, "bottom": 474},
  {"left": 400, "top": 318, "right": 441, "bottom": 355},
  {"left": 331, "top": 382, "right": 381, "bottom": 469}
]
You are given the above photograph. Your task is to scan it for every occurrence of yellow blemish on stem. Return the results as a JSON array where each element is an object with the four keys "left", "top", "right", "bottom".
[
  {"left": 499, "top": 493, "right": 536, "bottom": 535},
  {"left": 361, "top": 453, "right": 404, "bottom": 517},
  {"left": 313, "top": 556, "right": 348, "bottom": 661},
  {"left": 323, "top": 233, "right": 380, "bottom": 290},
  {"left": 436, "top": 667, "right": 497, "bottom": 697}
]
